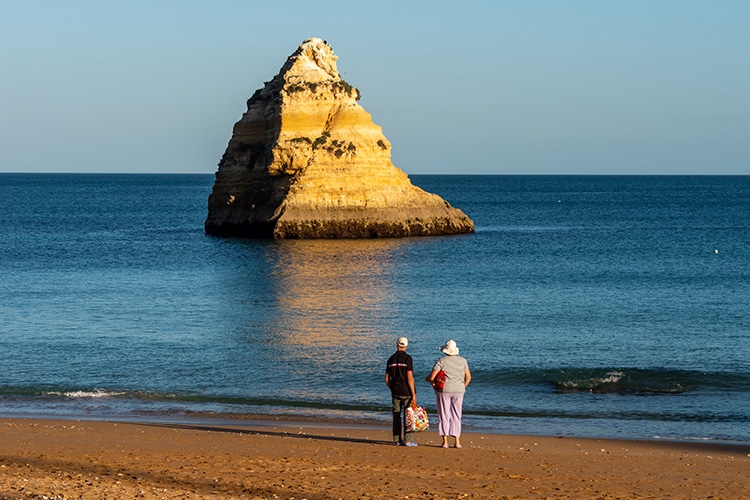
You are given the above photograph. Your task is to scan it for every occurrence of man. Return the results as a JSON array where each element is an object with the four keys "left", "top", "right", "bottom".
[{"left": 385, "top": 336, "right": 418, "bottom": 446}]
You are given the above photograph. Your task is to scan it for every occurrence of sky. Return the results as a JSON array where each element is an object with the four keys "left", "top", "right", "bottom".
[{"left": 1, "top": 0, "right": 748, "bottom": 175}]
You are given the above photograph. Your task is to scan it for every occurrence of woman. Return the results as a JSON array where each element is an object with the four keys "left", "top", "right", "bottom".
[{"left": 426, "top": 339, "right": 471, "bottom": 448}]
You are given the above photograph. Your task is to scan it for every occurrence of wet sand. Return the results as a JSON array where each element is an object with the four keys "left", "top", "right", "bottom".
[{"left": 1, "top": 418, "right": 748, "bottom": 499}]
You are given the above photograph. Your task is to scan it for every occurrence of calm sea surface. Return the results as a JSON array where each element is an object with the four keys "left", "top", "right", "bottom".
[{"left": 2, "top": 174, "right": 749, "bottom": 443}]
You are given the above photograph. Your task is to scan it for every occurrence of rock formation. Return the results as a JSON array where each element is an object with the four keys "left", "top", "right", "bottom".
[{"left": 205, "top": 38, "right": 474, "bottom": 239}]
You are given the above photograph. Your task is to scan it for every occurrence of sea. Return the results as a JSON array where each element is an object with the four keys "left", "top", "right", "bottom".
[{"left": 2, "top": 173, "right": 749, "bottom": 444}]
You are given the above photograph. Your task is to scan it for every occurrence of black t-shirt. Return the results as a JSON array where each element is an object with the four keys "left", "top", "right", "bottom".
[{"left": 386, "top": 350, "right": 413, "bottom": 397}]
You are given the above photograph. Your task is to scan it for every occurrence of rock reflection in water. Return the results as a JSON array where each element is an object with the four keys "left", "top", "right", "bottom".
[{"left": 261, "top": 238, "right": 408, "bottom": 366}]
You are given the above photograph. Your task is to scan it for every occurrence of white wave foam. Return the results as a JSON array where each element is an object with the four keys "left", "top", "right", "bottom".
[
  {"left": 601, "top": 371, "right": 625, "bottom": 384},
  {"left": 46, "top": 389, "right": 126, "bottom": 398}
]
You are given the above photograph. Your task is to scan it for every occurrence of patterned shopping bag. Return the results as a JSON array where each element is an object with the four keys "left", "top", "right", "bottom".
[{"left": 405, "top": 405, "right": 430, "bottom": 432}]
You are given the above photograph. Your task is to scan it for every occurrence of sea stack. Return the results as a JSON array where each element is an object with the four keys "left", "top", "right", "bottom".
[{"left": 205, "top": 38, "right": 474, "bottom": 239}]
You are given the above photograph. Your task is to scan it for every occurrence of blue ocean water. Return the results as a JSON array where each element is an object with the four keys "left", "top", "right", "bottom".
[{"left": 1, "top": 173, "right": 749, "bottom": 443}]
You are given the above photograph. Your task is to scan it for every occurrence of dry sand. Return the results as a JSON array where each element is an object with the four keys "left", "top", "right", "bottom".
[{"left": 1, "top": 418, "right": 748, "bottom": 499}]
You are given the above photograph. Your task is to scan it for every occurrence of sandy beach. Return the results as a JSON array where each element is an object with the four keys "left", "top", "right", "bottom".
[{"left": 1, "top": 418, "right": 748, "bottom": 499}]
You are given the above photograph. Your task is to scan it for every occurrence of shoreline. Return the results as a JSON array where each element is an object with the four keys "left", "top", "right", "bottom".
[
  {"left": 2, "top": 417, "right": 748, "bottom": 499},
  {"left": 5, "top": 409, "right": 749, "bottom": 447}
]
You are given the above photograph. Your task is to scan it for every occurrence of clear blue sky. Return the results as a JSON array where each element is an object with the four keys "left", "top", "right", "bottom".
[{"left": 1, "top": 1, "right": 748, "bottom": 174}]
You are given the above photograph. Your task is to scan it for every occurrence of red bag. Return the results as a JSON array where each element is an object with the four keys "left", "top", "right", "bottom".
[{"left": 433, "top": 370, "right": 447, "bottom": 390}]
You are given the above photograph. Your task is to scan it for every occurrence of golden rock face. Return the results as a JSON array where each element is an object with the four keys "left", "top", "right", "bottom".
[{"left": 205, "top": 38, "right": 474, "bottom": 238}]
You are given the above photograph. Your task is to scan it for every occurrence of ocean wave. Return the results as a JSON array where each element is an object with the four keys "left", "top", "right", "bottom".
[
  {"left": 475, "top": 367, "right": 750, "bottom": 395},
  {"left": 20, "top": 387, "right": 385, "bottom": 413},
  {"left": 45, "top": 389, "right": 128, "bottom": 399}
]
